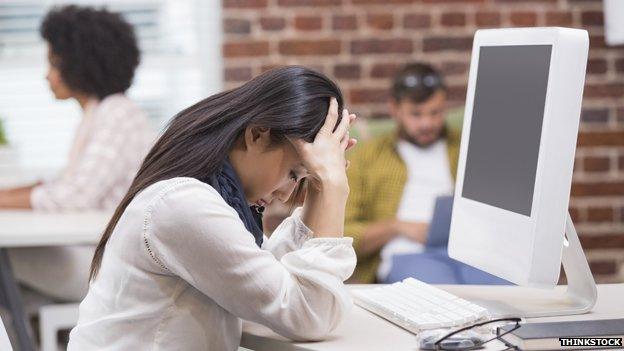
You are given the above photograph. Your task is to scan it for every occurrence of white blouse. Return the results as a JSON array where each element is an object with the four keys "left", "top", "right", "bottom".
[
  {"left": 68, "top": 177, "right": 356, "bottom": 350},
  {"left": 31, "top": 93, "right": 154, "bottom": 210}
]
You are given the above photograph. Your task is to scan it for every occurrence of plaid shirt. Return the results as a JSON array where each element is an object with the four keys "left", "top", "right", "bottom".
[
  {"left": 345, "top": 128, "right": 460, "bottom": 283},
  {"left": 31, "top": 94, "right": 154, "bottom": 211}
]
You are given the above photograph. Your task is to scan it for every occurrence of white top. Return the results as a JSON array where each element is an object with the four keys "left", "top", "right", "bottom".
[
  {"left": 377, "top": 140, "right": 453, "bottom": 280},
  {"left": 68, "top": 177, "right": 356, "bottom": 351},
  {"left": 31, "top": 94, "right": 154, "bottom": 210}
]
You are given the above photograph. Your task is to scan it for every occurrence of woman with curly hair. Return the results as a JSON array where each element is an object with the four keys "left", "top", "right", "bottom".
[{"left": 0, "top": 5, "right": 154, "bottom": 302}]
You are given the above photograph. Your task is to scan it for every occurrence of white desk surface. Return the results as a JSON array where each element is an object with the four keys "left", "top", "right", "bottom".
[
  {"left": 0, "top": 169, "right": 103, "bottom": 351},
  {"left": 0, "top": 170, "right": 109, "bottom": 247},
  {"left": 242, "top": 284, "right": 624, "bottom": 351},
  {"left": 0, "top": 210, "right": 109, "bottom": 247}
]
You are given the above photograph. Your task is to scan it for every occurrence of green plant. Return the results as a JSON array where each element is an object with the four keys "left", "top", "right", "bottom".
[{"left": 0, "top": 119, "right": 7, "bottom": 146}]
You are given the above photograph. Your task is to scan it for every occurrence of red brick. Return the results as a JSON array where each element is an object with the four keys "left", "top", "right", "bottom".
[
  {"left": 589, "top": 261, "right": 617, "bottom": 275},
  {"left": 571, "top": 181, "right": 624, "bottom": 196},
  {"left": 224, "top": 0, "right": 267, "bottom": 8},
  {"left": 495, "top": 0, "right": 556, "bottom": 3},
  {"left": 350, "top": 88, "right": 389, "bottom": 104},
  {"left": 545, "top": 11, "right": 572, "bottom": 26},
  {"left": 260, "top": 64, "right": 282, "bottom": 73},
  {"left": 333, "top": 64, "right": 361, "bottom": 79},
  {"left": 586, "top": 58, "right": 607, "bottom": 75},
  {"left": 441, "top": 12, "right": 466, "bottom": 27},
  {"left": 223, "top": 41, "right": 269, "bottom": 58},
  {"left": 371, "top": 63, "right": 400, "bottom": 78},
  {"left": 352, "top": 0, "right": 414, "bottom": 4},
  {"left": 223, "top": 18, "right": 251, "bottom": 35},
  {"left": 581, "top": 108, "right": 609, "bottom": 123},
  {"left": 475, "top": 12, "right": 501, "bottom": 27},
  {"left": 589, "top": 34, "right": 607, "bottom": 49},
  {"left": 447, "top": 85, "right": 467, "bottom": 101},
  {"left": 615, "top": 58, "right": 624, "bottom": 74},
  {"left": 351, "top": 38, "right": 413, "bottom": 55},
  {"left": 423, "top": 0, "right": 484, "bottom": 2},
  {"left": 584, "top": 156, "right": 611, "bottom": 172},
  {"left": 569, "top": 207, "right": 582, "bottom": 223},
  {"left": 260, "top": 17, "right": 286, "bottom": 31},
  {"left": 586, "top": 207, "right": 614, "bottom": 222},
  {"left": 294, "top": 16, "right": 322, "bottom": 31},
  {"left": 509, "top": 11, "right": 538, "bottom": 27},
  {"left": 578, "top": 131, "right": 624, "bottom": 146},
  {"left": 440, "top": 61, "right": 468, "bottom": 76},
  {"left": 224, "top": 67, "right": 253, "bottom": 82},
  {"left": 332, "top": 15, "right": 357, "bottom": 31},
  {"left": 404, "top": 14, "right": 431, "bottom": 29},
  {"left": 279, "top": 39, "right": 341, "bottom": 56},
  {"left": 581, "top": 234, "right": 624, "bottom": 249},
  {"left": 367, "top": 13, "right": 394, "bottom": 30},
  {"left": 583, "top": 83, "right": 624, "bottom": 99},
  {"left": 620, "top": 154, "right": 624, "bottom": 171},
  {"left": 278, "top": 0, "right": 339, "bottom": 5},
  {"left": 573, "top": 155, "right": 580, "bottom": 172},
  {"left": 581, "top": 10, "right": 604, "bottom": 26},
  {"left": 423, "top": 36, "right": 472, "bottom": 52}
]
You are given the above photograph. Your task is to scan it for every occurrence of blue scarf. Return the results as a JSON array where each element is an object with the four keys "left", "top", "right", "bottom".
[{"left": 208, "top": 159, "right": 264, "bottom": 247}]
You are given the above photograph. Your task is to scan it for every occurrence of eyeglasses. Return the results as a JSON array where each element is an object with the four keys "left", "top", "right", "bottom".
[
  {"left": 399, "top": 73, "right": 443, "bottom": 89},
  {"left": 432, "top": 317, "right": 522, "bottom": 351}
]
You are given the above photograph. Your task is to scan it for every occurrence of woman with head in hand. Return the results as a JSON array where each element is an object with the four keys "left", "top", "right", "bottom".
[{"left": 68, "top": 66, "right": 358, "bottom": 350}]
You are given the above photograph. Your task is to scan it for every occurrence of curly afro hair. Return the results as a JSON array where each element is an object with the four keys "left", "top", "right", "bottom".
[{"left": 40, "top": 5, "right": 140, "bottom": 99}]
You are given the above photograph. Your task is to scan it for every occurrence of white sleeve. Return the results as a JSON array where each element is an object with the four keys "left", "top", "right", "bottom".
[
  {"left": 142, "top": 180, "right": 356, "bottom": 341},
  {"left": 30, "top": 105, "right": 136, "bottom": 211},
  {"left": 261, "top": 207, "right": 313, "bottom": 260}
]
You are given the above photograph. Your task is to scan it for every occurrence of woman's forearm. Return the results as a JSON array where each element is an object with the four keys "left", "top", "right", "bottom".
[
  {"left": 0, "top": 186, "right": 34, "bottom": 209},
  {"left": 301, "top": 175, "right": 349, "bottom": 238}
]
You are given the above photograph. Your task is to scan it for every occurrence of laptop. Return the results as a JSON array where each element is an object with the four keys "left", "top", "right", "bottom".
[{"left": 425, "top": 196, "right": 454, "bottom": 248}]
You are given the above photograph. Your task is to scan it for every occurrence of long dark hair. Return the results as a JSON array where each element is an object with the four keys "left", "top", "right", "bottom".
[{"left": 89, "top": 66, "right": 344, "bottom": 280}]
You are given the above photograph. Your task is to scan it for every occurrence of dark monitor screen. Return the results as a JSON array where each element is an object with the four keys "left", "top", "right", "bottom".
[{"left": 461, "top": 45, "right": 552, "bottom": 217}]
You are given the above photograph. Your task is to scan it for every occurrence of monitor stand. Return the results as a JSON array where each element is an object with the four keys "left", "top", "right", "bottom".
[{"left": 454, "top": 212, "right": 598, "bottom": 318}]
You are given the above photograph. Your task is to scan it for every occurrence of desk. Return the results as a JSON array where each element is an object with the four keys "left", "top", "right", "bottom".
[
  {"left": 242, "top": 284, "right": 624, "bottom": 351},
  {"left": 0, "top": 210, "right": 108, "bottom": 351},
  {"left": 0, "top": 211, "right": 108, "bottom": 247}
]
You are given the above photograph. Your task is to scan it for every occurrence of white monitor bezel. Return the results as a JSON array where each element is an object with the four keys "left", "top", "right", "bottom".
[{"left": 448, "top": 28, "right": 588, "bottom": 287}]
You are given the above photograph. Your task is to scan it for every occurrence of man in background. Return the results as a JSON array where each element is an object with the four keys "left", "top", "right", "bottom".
[{"left": 345, "top": 63, "right": 461, "bottom": 283}]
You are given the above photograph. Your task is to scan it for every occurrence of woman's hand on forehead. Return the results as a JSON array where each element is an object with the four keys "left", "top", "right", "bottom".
[{"left": 288, "top": 98, "right": 357, "bottom": 186}]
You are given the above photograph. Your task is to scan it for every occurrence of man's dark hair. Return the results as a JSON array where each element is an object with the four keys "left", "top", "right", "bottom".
[
  {"left": 40, "top": 5, "right": 140, "bottom": 99},
  {"left": 391, "top": 63, "right": 446, "bottom": 103}
]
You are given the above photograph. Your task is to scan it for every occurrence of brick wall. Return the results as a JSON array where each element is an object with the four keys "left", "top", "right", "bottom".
[{"left": 222, "top": 0, "right": 624, "bottom": 283}]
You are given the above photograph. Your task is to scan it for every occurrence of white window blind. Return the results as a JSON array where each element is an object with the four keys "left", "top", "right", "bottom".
[{"left": 0, "top": 0, "right": 222, "bottom": 173}]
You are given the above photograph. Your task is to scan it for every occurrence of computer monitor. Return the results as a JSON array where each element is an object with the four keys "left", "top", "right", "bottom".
[{"left": 448, "top": 28, "right": 596, "bottom": 317}]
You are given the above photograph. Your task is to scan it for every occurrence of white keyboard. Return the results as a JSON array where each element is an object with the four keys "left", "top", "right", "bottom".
[{"left": 352, "top": 278, "right": 490, "bottom": 334}]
